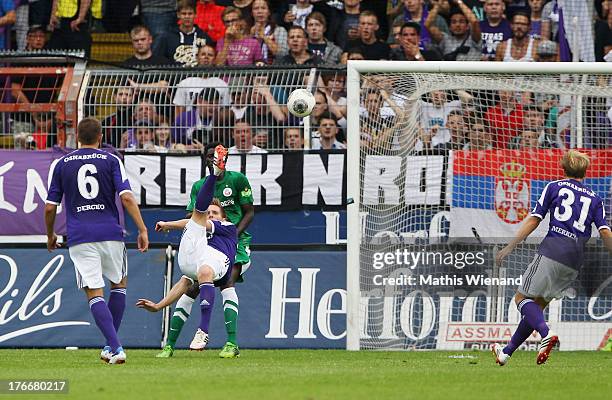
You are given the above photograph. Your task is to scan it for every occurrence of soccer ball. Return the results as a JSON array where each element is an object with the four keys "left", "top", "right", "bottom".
[{"left": 287, "top": 89, "right": 316, "bottom": 118}]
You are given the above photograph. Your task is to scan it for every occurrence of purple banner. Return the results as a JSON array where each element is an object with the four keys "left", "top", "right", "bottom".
[{"left": 0, "top": 149, "right": 67, "bottom": 235}]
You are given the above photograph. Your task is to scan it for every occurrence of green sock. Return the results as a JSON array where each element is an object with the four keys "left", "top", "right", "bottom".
[
  {"left": 166, "top": 295, "right": 195, "bottom": 348},
  {"left": 222, "top": 287, "right": 239, "bottom": 345},
  {"left": 167, "top": 308, "right": 189, "bottom": 348},
  {"left": 223, "top": 302, "right": 238, "bottom": 345}
]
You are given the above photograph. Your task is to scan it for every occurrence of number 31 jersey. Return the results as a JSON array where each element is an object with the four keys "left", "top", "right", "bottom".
[
  {"left": 531, "top": 178, "right": 610, "bottom": 270},
  {"left": 46, "top": 148, "right": 132, "bottom": 246}
]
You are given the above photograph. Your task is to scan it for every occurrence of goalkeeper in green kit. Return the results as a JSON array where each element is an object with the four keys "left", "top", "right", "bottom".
[{"left": 154, "top": 141, "right": 254, "bottom": 358}]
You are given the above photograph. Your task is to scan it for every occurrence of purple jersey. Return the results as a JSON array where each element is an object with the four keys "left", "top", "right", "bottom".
[
  {"left": 207, "top": 220, "right": 238, "bottom": 266},
  {"left": 46, "top": 148, "right": 132, "bottom": 246},
  {"left": 480, "top": 19, "right": 512, "bottom": 59},
  {"left": 531, "top": 179, "right": 609, "bottom": 269}
]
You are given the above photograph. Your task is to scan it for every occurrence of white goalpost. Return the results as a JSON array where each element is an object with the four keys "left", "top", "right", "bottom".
[{"left": 346, "top": 61, "right": 612, "bottom": 351}]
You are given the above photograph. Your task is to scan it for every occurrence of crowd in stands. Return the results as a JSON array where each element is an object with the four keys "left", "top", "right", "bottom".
[{"left": 1, "top": 1, "right": 611, "bottom": 152}]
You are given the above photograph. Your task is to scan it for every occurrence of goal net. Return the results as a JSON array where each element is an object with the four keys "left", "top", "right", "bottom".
[{"left": 346, "top": 61, "right": 612, "bottom": 351}]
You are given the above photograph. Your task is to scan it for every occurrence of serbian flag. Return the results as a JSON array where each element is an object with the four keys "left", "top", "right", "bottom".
[{"left": 449, "top": 149, "right": 612, "bottom": 240}]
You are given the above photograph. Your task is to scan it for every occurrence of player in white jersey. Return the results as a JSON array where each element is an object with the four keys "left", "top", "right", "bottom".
[
  {"left": 493, "top": 150, "right": 612, "bottom": 366},
  {"left": 45, "top": 118, "right": 149, "bottom": 364},
  {"left": 136, "top": 145, "right": 238, "bottom": 350}
]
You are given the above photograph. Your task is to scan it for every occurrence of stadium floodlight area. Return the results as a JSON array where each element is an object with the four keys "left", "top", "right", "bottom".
[{"left": 346, "top": 61, "right": 612, "bottom": 351}]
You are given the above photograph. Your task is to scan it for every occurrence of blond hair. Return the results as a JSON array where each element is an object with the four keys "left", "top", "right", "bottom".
[{"left": 561, "top": 150, "right": 590, "bottom": 179}]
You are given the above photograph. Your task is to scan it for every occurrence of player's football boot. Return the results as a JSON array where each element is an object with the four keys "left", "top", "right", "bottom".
[
  {"left": 100, "top": 345, "right": 112, "bottom": 363},
  {"left": 189, "top": 329, "right": 209, "bottom": 351},
  {"left": 602, "top": 338, "right": 612, "bottom": 352},
  {"left": 213, "top": 145, "right": 228, "bottom": 175},
  {"left": 491, "top": 343, "right": 509, "bottom": 366},
  {"left": 155, "top": 345, "right": 174, "bottom": 358},
  {"left": 108, "top": 347, "right": 126, "bottom": 364},
  {"left": 219, "top": 342, "right": 240, "bottom": 358},
  {"left": 537, "top": 330, "right": 559, "bottom": 365}
]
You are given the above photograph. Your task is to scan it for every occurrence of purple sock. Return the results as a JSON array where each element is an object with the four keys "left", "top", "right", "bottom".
[
  {"left": 89, "top": 296, "right": 121, "bottom": 351},
  {"left": 108, "top": 288, "right": 126, "bottom": 332},
  {"left": 198, "top": 283, "right": 215, "bottom": 333},
  {"left": 503, "top": 318, "right": 534, "bottom": 356},
  {"left": 194, "top": 175, "right": 217, "bottom": 212},
  {"left": 518, "top": 298, "right": 549, "bottom": 338}
]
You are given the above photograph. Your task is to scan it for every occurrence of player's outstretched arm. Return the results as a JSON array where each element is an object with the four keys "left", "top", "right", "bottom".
[
  {"left": 44, "top": 203, "right": 60, "bottom": 252},
  {"left": 121, "top": 192, "right": 149, "bottom": 252},
  {"left": 155, "top": 219, "right": 190, "bottom": 232},
  {"left": 136, "top": 276, "right": 192, "bottom": 312},
  {"left": 599, "top": 228, "right": 612, "bottom": 254},
  {"left": 496, "top": 216, "right": 541, "bottom": 264}
]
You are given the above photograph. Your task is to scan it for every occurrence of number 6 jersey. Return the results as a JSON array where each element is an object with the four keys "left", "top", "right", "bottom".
[
  {"left": 46, "top": 148, "right": 132, "bottom": 246},
  {"left": 531, "top": 178, "right": 610, "bottom": 270}
]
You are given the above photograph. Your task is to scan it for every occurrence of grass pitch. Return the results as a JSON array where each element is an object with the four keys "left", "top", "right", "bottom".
[{"left": 0, "top": 349, "right": 610, "bottom": 400}]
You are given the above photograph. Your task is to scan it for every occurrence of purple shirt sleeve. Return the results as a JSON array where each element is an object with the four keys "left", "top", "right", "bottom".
[
  {"left": 110, "top": 154, "right": 132, "bottom": 196},
  {"left": 531, "top": 182, "right": 554, "bottom": 219},
  {"left": 46, "top": 159, "right": 63, "bottom": 205},
  {"left": 592, "top": 198, "right": 610, "bottom": 231}
]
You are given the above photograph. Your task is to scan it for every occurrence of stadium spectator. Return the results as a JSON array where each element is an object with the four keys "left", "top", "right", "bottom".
[
  {"left": 342, "top": 11, "right": 390, "bottom": 61},
  {"left": 155, "top": 0, "right": 214, "bottom": 67},
  {"left": 464, "top": 120, "right": 493, "bottom": 150},
  {"left": 229, "top": 118, "right": 268, "bottom": 154},
  {"left": 48, "top": 0, "right": 100, "bottom": 58},
  {"left": 495, "top": 11, "right": 540, "bottom": 62},
  {"left": 122, "top": 119, "right": 156, "bottom": 151},
  {"left": 245, "top": 75, "right": 287, "bottom": 148},
  {"left": 306, "top": 11, "right": 342, "bottom": 65},
  {"left": 518, "top": 129, "right": 540, "bottom": 149},
  {"left": 273, "top": 26, "right": 321, "bottom": 65},
  {"left": 311, "top": 113, "right": 346, "bottom": 150},
  {"left": 391, "top": 0, "right": 449, "bottom": 50},
  {"left": 540, "top": 0, "right": 558, "bottom": 41},
  {"left": 388, "top": 20, "right": 403, "bottom": 50},
  {"left": 485, "top": 89, "right": 524, "bottom": 148},
  {"left": 344, "top": 47, "right": 365, "bottom": 62},
  {"left": 283, "top": 0, "right": 314, "bottom": 30},
  {"left": 415, "top": 90, "right": 462, "bottom": 151},
  {"left": 595, "top": 0, "right": 612, "bottom": 62},
  {"left": 123, "top": 25, "right": 172, "bottom": 68},
  {"left": 195, "top": 0, "right": 226, "bottom": 42},
  {"left": 173, "top": 84, "right": 230, "bottom": 146},
  {"left": 154, "top": 119, "right": 172, "bottom": 151},
  {"left": 535, "top": 39, "right": 559, "bottom": 61},
  {"left": 390, "top": 22, "right": 442, "bottom": 61},
  {"left": 141, "top": 0, "right": 177, "bottom": 48},
  {"left": 284, "top": 127, "right": 304, "bottom": 150},
  {"left": 480, "top": 0, "right": 512, "bottom": 60},
  {"left": 197, "top": 43, "right": 217, "bottom": 64},
  {"left": 215, "top": 6, "right": 263, "bottom": 65},
  {"left": 101, "top": 87, "right": 134, "bottom": 148},
  {"left": 426, "top": 0, "right": 482, "bottom": 61},
  {"left": 335, "top": 0, "right": 361, "bottom": 49},
  {"left": 528, "top": 0, "right": 544, "bottom": 38},
  {"left": 0, "top": 1, "right": 16, "bottom": 50},
  {"left": 522, "top": 105, "right": 552, "bottom": 146},
  {"left": 251, "top": 0, "right": 288, "bottom": 64},
  {"left": 319, "top": 73, "right": 347, "bottom": 121},
  {"left": 434, "top": 110, "right": 466, "bottom": 150}
]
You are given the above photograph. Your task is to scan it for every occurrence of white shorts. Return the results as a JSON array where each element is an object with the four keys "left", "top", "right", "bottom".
[
  {"left": 178, "top": 220, "right": 231, "bottom": 282},
  {"left": 518, "top": 254, "right": 579, "bottom": 302},
  {"left": 69, "top": 241, "right": 127, "bottom": 289}
]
